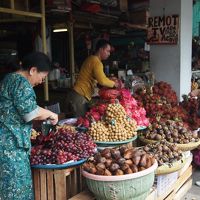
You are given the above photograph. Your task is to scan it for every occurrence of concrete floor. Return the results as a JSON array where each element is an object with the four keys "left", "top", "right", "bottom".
[{"left": 181, "top": 168, "right": 200, "bottom": 200}]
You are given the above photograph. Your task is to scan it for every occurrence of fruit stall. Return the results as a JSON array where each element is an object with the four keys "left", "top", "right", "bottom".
[{"left": 30, "top": 81, "right": 200, "bottom": 200}]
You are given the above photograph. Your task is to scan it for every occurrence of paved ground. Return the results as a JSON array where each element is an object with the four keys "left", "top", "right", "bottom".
[{"left": 181, "top": 168, "right": 200, "bottom": 200}]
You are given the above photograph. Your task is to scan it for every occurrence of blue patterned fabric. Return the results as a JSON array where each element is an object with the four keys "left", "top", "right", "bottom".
[{"left": 0, "top": 73, "right": 38, "bottom": 200}]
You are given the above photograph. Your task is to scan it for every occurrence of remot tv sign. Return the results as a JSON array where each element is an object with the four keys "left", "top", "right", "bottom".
[{"left": 147, "top": 15, "right": 179, "bottom": 44}]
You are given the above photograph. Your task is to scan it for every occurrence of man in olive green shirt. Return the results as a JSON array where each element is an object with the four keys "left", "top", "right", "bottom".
[{"left": 65, "top": 39, "right": 117, "bottom": 117}]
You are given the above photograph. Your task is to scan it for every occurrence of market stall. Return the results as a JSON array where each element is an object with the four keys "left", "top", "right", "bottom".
[
  {"left": 0, "top": 1, "right": 199, "bottom": 200},
  {"left": 30, "top": 79, "right": 199, "bottom": 200}
]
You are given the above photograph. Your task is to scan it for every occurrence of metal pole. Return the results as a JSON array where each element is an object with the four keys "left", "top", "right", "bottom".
[{"left": 40, "top": 0, "right": 49, "bottom": 101}]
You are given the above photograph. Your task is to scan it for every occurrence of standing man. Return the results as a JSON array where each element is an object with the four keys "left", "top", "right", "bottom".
[{"left": 65, "top": 39, "right": 118, "bottom": 117}]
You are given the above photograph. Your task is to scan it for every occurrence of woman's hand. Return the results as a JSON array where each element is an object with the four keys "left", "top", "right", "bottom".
[
  {"left": 33, "top": 107, "right": 58, "bottom": 124},
  {"left": 48, "top": 113, "right": 58, "bottom": 125}
]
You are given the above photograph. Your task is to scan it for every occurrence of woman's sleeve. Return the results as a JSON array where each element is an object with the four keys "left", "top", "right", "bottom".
[
  {"left": 93, "top": 61, "right": 115, "bottom": 87},
  {"left": 13, "top": 80, "right": 39, "bottom": 122}
]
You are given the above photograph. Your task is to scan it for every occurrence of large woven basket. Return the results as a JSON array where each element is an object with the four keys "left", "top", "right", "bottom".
[
  {"left": 139, "top": 136, "right": 200, "bottom": 151},
  {"left": 138, "top": 136, "right": 159, "bottom": 144},
  {"left": 156, "top": 157, "right": 186, "bottom": 175},
  {"left": 170, "top": 140, "right": 200, "bottom": 151}
]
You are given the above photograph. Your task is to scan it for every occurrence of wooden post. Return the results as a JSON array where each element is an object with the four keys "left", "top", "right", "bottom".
[
  {"left": 25, "top": 0, "right": 29, "bottom": 11},
  {"left": 10, "top": 0, "right": 15, "bottom": 9},
  {"left": 40, "top": 0, "right": 49, "bottom": 101},
  {"left": 119, "top": 0, "right": 128, "bottom": 12},
  {"left": 68, "top": 20, "right": 75, "bottom": 86},
  {"left": 0, "top": 7, "right": 42, "bottom": 17}
]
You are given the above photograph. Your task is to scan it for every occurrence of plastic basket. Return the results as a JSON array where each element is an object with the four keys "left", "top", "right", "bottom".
[
  {"left": 155, "top": 171, "right": 178, "bottom": 197},
  {"left": 82, "top": 161, "right": 158, "bottom": 200}
]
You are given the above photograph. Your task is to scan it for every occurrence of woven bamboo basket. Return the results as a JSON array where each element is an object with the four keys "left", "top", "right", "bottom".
[
  {"left": 156, "top": 157, "right": 186, "bottom": 175},
  {"left": 139, "top": 136, "right": 200, "bottom": 151},
  {"left": 138, "top": 135, "right": 159, "bottom": 144},
  {"left": 169, "top": 140, "right": 200, "bottom": 151}
]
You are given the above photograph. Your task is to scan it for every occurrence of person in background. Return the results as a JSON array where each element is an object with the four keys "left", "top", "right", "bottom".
[
  {"left": 65, "top": 39, "right": 118, "bottom": 117},
  {"left": 0, "top": 52, "right": 58, "bottom": 200}
]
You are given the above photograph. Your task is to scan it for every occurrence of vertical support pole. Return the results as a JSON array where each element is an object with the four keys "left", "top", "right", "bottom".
[
  {"left": 10, "top": 0, "right": 15, "bottom": 9},
  {"left": 40, "top": 0, "right": 49, "bottom": 101},
  {"left": 119, "top": 0, "right": 128, "bottom": 12},
  {"left": 25, "top": 0, "right": 29, "bottom": 11},
  {"left": 68, "top": 20, "right": 75, "bottom": 86}
]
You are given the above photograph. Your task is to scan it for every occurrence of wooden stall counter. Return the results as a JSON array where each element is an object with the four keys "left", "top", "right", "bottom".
[{"left": 32, "top": 166, "right": 84, "bottom": 200}]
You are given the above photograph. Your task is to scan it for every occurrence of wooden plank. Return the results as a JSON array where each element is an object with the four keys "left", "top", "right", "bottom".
[
  {"left": 178, "top": 154, "right": 193, "bottom": 177},
  {"left": 65, "top": 168, "right": 74, "bottom": 175},
  {"left": 47, "top": 170, "right": 54, "bottom": 200},
  {"left": 70, "top": 168, "right": 78, "bottom": 196},
  {"left": 76, "top": 167, "right": 84, "bottom": 192},
  {"left": 157, "top": 165, "right": 192, "bottom": 200},
  {"left": 40, "top": 0, "right": 49, "bottom": 101},
  {"left": 32, "top": 168, "right": 76, "bottom": 200},
  {"left": 68, "top": 190, "right": 95, "bottom": 200},
  {"left": 157, "top": 182, "right": 176, "bottom": 200},
  {"left": 40, "top": 169, "right": 47, "bottom": 200},
  {"left": 174, "top": 178, "right": 192, "bottom": 200},
  {"left": 33, "top": 169, "right": 41, "bottom": 200},
  {"left": 164, "top": 178, "right": 192, "bottom": 200},
  {"left": 0, "top": 7, "right": 42, "bottom": 18},
  {"left": 120, "top": 22, "right": 147, "bottom": 30},
  {"left": 173, "top": 165, "right": 192, "bottom": 193},
  {"left": 164, "top": 191, "right": 174, "bottom": 200},
  {"left": 66, "top": 170, "right": 72, "bottom": 199},
  {"left": 0, "top": 18, "right": 38, "bottom": 23},
  {"left": 145, "top": 188, "right": 157, "bottom": 200},
  {"left": 68, "top": 21, "right": 76, "bottom": 86},
  {"left": 54, "top": 170, "right": 67, "bottom": 200}
]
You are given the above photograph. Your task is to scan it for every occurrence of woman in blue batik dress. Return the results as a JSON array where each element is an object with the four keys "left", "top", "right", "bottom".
[{"left": 0, "top": 52, "right": 58, "bottom": 200}]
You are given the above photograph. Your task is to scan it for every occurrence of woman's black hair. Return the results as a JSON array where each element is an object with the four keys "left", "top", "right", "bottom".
[
  {"left": 95, "top": 39, "right": 111, "bottom": 52},
  {"left": 21, "top": 52, "right": 52, "bottom": 72},
  {"left": 5, "top": 56, "right": 21, "bottom": 72}
]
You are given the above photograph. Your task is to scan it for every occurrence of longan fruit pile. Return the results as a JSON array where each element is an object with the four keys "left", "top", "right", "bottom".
[{"left": 88, "top": 103, "right": 137, "bottom": 142}]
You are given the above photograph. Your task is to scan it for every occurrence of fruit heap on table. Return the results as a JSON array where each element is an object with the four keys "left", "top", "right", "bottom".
[
  {"left": 31, "top": 126, "right": 96, "bottom": 165},
  {"left": 76, "top": 88, "right": 149, "bottom": 129},
  {"left": 140, "top": 120, "right": 199, "bottom": 144},
  {"left": 134, "top": 81, "right": 200, "bottom": 130},
  {"left": 87, "top": 102, "right": 137, "bottom": 142},
  {"left": 134, "top": 81, "right": 182, "bottom": 123},
  {"left": 179, "top": 95, "right": 200, "bottom": 130},
  {"left": 142, "top": 140, "right": 182, "bottom": 166},
  {"left": 83, "top": 146, "right": 155, "bottom": 176}
]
